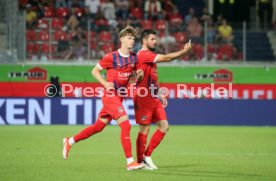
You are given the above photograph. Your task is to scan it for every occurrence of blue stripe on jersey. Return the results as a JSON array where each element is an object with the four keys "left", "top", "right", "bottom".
[
  {"left": 113, "top": 80, "right": 117, "bottom": 90},
  {"left": 134, "top": 54, "right": 137, "bottom": 63},
  {"left": 118, "top": 53, "right": 123, "bottom": 68},
  {"left": 112, "top": 52, "right": 117, "bottom": 69},
  {"left": 129, "top": 54, "right": 133, "bottom": 64},
  {"left": 124, "top": 57, "right": 129, "bottom": 68},
  {"left": 147, "top": 76, "right": 151, "bottom": 88}
]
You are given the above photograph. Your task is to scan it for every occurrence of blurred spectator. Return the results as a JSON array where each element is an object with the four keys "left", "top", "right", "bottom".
[
  {"left": 65, "top": 40, "right": 87, "bottom": 61},
  {"left": 68, "top": 0, "right": 84, "bottom": 8},
  {"left": 257, "top": 0, "right": 273, "bottom": 30},
  {"left": 26, "top": 4, "right": 37, "bottom": 29},
  {"left": 217, "top": 19, "right": 234, "bottom": 44},
  {"left": 65, "top": 8, "right": 79, "bottom": 31},
  {"left": 200, "top": 7, "right": 212, "bottom": 23},
  {"left": 169, "top": 8, "right": 184, "bottom": 31},
  {"left": 101, "top": 0, "right": 117, "bottom": 28},
  {"left": 187, "top": 16, "right": 202, "bottom": 43},
  {"left": 185, "top": 7, "right": 195, "bottom": 25},
  {"left": 215, "top": 14, "right": 224, "bottom": 27},
  {"left": 161, "top": 0, "right": 176, "bottom": 19},
  {"left": 85, "top": 0, "right": 100, "bottom": 19},
  {"left": 144, "top": 0, "right": 163, "bottom": 20},
  {"left": 55, "top": 0, "right": 67, "bottom": 8},
  {"left": 207, "top": 18, "right": 216, "bottom": 43},
  {"left": 115, "top": 0, "right": 130, "bottom": 20}
]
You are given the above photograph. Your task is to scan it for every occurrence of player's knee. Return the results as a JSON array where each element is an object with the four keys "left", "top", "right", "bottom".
[{"left": 159, "top": 121, "right": 169, "bottom": 133}]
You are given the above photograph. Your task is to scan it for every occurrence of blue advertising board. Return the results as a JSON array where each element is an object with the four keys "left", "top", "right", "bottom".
[{"left": 0, "top": 98, "right": 275, "bottom": 126}]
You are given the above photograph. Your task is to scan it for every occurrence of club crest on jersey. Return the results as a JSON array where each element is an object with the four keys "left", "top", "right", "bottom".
[
  {"left": 141, "top": 115, "right": 147, "bottom": 121},
  {"left": 118, "top": 107, "right": 124, "bottom": 113}
]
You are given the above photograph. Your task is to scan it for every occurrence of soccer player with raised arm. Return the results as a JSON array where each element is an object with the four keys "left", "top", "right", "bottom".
[
  {"left": 62, "top": 25, "right": 144, "bottom": 171},
  {"left": 134, "top": 29, "right": 192, "bottom": 170}
]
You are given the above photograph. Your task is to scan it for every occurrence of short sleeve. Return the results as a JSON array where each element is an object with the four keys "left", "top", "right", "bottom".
[
  {"left": 138, "top": 50, "right": 159, "bottom": 64},
  {"left": 97, "top": 53, "right": 112, "bottom": 70}
]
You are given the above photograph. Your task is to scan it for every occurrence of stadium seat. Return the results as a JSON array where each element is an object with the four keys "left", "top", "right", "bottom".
[
  {"left": 74, "top": 7, "right": 85, "bottom": 18},
  {"left": 55, "top": 7, "right": 69, "bottom": 18},
  {"left": 26, "top": 43, "right": 39, "bottom": 54},
  {"left": 192, "top": 43, "right": 203, "bottom": 59},
  {"left": 26, "top": 30, "right": 37, "bottom": 41},
  {"left": 41, "top": 43, "right": 57, "bottom": 54},
  {"left": 217, "top": 44, "right": 234, "bottom": 60},
  {"left": 44, "top": 7, "right": 54, "bottom": 18},
  {"left": 173, "top": 32, "right": 186, "bottom": 43},
  {"left": 155, "top": 20, "right": 166, "bottom": 31},
  {"left": 141, "top": 20, "right": 153, "bottom": 29},
  {"left": 38, "top": 31, "right": 50, "bottom": 41},
  {"left": 90, "top": 41, "right": 97, "bottom": 49},
  {"left": 102, "top": 43, "right": 115, "bottom": 53},
  {"left": 51, "top": 18, "right": 64, "bottom": 29},
  {"left": 54, "top": 30, "right": 68, "bottom": 41},
  {"left": 99, "top": 31, "right": 112, "bottom": 42},
  {"left": 130, "top": 7, "right": 143, "bottom": 19},
  {"left": 37, "top": 19, "right": 49, "bottom": 29},
  {"left": 95, "top": 19, "right": 108, "bottom": 26},
  {"left": 85, "top": 31, "right": 97, "bottom": 41}
]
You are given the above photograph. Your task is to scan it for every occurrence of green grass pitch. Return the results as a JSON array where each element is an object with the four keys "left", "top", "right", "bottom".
[{"left": 0, "top": 126, "right": 275, "bottom": 181}]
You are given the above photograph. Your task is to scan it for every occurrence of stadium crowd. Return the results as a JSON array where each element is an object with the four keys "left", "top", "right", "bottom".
[{"left": 21, "top": 0, "right": 242, "bottom": 61}]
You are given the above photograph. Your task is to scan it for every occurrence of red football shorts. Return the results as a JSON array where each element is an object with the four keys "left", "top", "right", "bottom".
[
  {"left": 133, "top": 95, "right": 167, "bottom": 125},
  {"left": 98, "top": 94, "right": 127, "bottom": 121}
]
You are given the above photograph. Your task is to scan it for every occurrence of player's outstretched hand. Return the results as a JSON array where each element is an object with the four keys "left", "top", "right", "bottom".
[
  {"left": 183, "top": 39, "right": 192, "bottom": 52},
  {"left": 104, "top": 82, "right": 115, "bottom": 91}
]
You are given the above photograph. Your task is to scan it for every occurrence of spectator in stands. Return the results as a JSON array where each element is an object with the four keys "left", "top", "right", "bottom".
[
  {"left": 187, "top": 16, "right": 202, "bottom": 43},
  {"left": 185, "top": 7, "right": 195, "bottom": 25},
  {"left": 168, "top": 8, "right": 184, "bottom": 31},
  {"left": 65, "top": 7, "right": 79, "bottom": 31},
  {"left": 144, "top": 0, "right": 163, "bottom": 20},
  {"left": 85, "top": 0, "right": 100, "bottom": 19},
  {"left": 68, "top": 0, "right": 84, "bottom": 8},
  {"left": 215, "top": 14, "right": 224, "bottom": 27},
  {"left": 101, "top": 0, "right": 117, "bottom": 28},
  {"left": 55, "top": 0, "right": 67, "bottom": 8},
  {"left": 26, "top": 4, "right": 38, "bottom": 29},
  {"left": 115, "top": 0, "right": 130, "bottom": 20},
  {"left": 207, "top": 18, "right": 216, "bottom": 44},
  {"left": 217, "top": 19, "right": 234, "bottom": 44},
  {"left": 160, "top": 0, "right": 176, "bottom": 19},
  {"left": 64, "top": 37, "right": 87, "bottom": 61},
  {"left": 200, "top": 7, "right": 212, "bottom": 23}
]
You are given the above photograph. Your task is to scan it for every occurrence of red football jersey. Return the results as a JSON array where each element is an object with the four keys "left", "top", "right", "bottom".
[
  {"left": 97, "top": 49, "right": 138, "bottom": 92},
  {"left": 136, "top": 49, "right": 160, "bottom": 97}
]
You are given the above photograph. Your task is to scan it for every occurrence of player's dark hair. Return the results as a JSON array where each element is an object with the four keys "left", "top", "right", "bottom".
[{"left": 141, "top": 29, "right": 157, "bottom": 45}]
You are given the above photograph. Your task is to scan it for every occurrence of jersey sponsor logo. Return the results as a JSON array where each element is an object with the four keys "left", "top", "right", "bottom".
[
  {"left": 141, "top": 115, "right": 147, "bottom": 121},
  {"left": 118, "top": 72, "right": 132, "bottom": 78}
]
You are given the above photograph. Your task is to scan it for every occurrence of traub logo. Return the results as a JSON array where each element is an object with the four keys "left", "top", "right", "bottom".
[
  {"left": 8, "top": 67, "right": 47, "bottom": 81},
  {"left": 195, "top": 69, "right": 233, "bottom": 82}
]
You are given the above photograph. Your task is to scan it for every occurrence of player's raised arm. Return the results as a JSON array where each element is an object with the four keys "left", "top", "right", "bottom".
[{"left": 156, "top": 39, "right": 192, "bottom": 63}]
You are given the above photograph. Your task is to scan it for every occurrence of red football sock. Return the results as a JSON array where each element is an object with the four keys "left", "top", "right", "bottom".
[
  {"left": 145, "top": 129, "right": 166, "bottom": 157},
  {"left": 119, "top": 121, "right": 132, "bottom": 158},
  {"left": 73, "top": 119, "right": 106, "bottom": 142},
  {"left": 136, "top": 132, "right": 147, "bottom": 163}
]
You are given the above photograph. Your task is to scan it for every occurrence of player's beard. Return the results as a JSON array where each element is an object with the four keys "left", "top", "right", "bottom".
[{"left": 147, "top": 43, "right": 156, "bottom": 51}]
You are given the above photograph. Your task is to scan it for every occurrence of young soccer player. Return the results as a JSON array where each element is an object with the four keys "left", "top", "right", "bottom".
[
  {"left": 134, "top": 29, "right": 192, "bottom": 169},
  {"left": 63, "top": 25, "right": 144, "bottom": 171}
]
